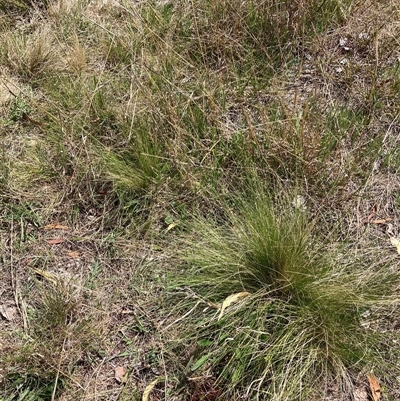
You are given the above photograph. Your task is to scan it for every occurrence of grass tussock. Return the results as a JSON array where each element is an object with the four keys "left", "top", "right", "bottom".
[
  {"left": 1, "top": 275, "right": 99, "bottom": 401},
  {"left": 170, "top": 190, "right": 400, "bottom": 399}
]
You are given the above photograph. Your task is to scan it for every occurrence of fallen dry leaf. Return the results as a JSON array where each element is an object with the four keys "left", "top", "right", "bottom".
[
  {"left": 387, "top": 223, "right": 395, "bottom": 236},
  {"left": 31, "top": 268, "right": 57, "bottom": 284},
  {"left": 0, "top": 305, "right": 18, "bottom": 321},
  {"left": 47, "top": 238, "right": 64, "bottom": 245},
  {"left": 218, "top": 292, "right": 251, "bottom": 321},
  {"left": 142, "top": 377, "right": 163, "bottom": 401},
  {"left": 372, "top": 219, "right": 391, "bottom": 224},
  {"left": 114, "top": 366, "right": 126, "bottom": 384},
  {"left": 43, "top": 224, "right": 69, "bottom": 230},
  {"left": 367, "top": 374, "right": 381, "bottom": 401},
  {"left": 390, "top": 237, "right": 400, "bottom": 254},
  {"left": 67, "top": 251, "right": 80, "bottom": 258},
  {"left": 166, "top": 222, "right": 178, "bottom": 232},
  {"left": 292, "top": 195, "right": 307, "bottom": 211}
]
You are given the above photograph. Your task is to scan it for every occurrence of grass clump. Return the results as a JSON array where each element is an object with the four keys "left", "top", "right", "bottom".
[
  {"left": 2, "top": 28, "right": 55, "bottom": 82},
  {"left": 0, "top": 275, "right": 96, "bottom": 401},
  {"left": 171, "top": 189, "right": 400, "bottom": 399}
]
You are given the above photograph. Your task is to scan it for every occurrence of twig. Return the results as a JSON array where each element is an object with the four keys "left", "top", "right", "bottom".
[
  {"left": 10, "top": 217, "right": 29, "bottom": 332},
  {"left": 51, "top": 335, "right": 67, "bottom": 401}
]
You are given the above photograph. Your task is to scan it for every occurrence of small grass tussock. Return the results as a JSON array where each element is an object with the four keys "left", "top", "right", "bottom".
[
  {"left": 99, "top": 124, "right": 166, "bottom": 194},
  {"left": 0, "top": 275, "right": 99, "bottom": 401},
  {"left": 170, "top": 190, "right": 400, "bottom": 399},
  {"left": 1, "top": 27, "right": 56, "bottom": 82}
]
